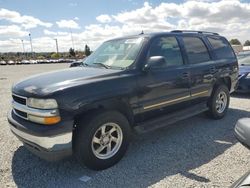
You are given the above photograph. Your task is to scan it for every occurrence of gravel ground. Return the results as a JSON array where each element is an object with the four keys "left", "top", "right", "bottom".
[{"left": 0, "top": 64, "right": 250, "bottom": 188}]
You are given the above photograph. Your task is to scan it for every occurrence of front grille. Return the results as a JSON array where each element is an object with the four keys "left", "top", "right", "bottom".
[
  {"left": 14, "top": 109, "right": 27, "bottom": 119},
  {"left": 12, "top": 94, "right": 26, "bottom": 105}
]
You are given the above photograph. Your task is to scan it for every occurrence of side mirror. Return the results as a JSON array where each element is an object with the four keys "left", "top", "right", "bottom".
[
  {"left": 235, "top": 118, "right": 250, "bottom": 149},
  {"left": 143, "top": 56, "right": 166, "bottom": 71}
]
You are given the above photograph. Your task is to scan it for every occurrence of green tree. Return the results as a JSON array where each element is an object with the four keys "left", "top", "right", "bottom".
[
  {"left": 230, "top": 39, "right": 241, "bottom": 45},
  {"left": 69, "top": 48, "right": 75, "bottom": 57},
  {"left": 84, "top": 45, "right": 91, "bottom": 56},
  {"left": 244, "top": 40, "right": 250, "bottom": 46},
  {"left": 51, "top": 53, "right": 60, "bottom": 59}
]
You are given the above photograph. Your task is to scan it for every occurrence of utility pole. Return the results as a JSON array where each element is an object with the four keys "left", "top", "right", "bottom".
[
  {"left": 21, "top": 39, "right": 25, "bottom": 53},
  {"left": 28, "top": 33, "right": 33, "bottom": 53},
  {"left": 70, "top": 28, "right": 75, "bottom": 49},
  {"left": 54, "top": 38, "right": 59, "bottom": 53},
  {"left": 21, "top": 39, "right": 26, "bottom": 59}
]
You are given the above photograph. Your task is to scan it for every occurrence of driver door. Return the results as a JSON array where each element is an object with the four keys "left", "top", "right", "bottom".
[{"left": 136, "top": 36, "right": 191, "bottom": 120}]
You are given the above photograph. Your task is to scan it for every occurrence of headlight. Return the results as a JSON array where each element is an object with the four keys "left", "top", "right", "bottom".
[
  {"left": 246, "top": 73, "right": 250, "bottom": 79},
  {"left": 27, "top": 98, "right": 58, "bottom": 109}
]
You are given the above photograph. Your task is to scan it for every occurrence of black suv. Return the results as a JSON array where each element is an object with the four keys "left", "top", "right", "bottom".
[{"left": 8, "top": 30, "right": 238, "bottom": 170}]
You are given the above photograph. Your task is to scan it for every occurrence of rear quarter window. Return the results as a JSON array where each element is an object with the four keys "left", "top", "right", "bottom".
[{"left": 207, "top": 36, "right": 235, "bottom": 59}]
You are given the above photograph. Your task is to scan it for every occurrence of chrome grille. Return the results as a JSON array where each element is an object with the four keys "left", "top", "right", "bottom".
[
  {"left": 14, "top": 109, "right": 28, "bottom": 119},
  {"left": 12, "top": 94, "right": 27, "bottom": 119},
  {"left": 12, "top": 94, "right": 27, "bottom": 105}
]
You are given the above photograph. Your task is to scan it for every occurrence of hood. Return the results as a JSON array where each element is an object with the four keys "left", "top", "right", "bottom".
[
  {"left": 12, "top": 67, "right": 122, "bottom": 97},
  {"left": 239, "top": 65, "right": 250, "bottom": 75}
]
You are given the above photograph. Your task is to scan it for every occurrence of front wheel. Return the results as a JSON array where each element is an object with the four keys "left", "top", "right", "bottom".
[
  {"left": 73, "top": 111, "right": 131, "bottom": 170},
  {"left": 207, "top": 84, "right": 230, "bottom": 119}
]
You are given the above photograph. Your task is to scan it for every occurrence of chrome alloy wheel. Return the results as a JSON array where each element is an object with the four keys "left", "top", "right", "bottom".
[
  {"left": 91, "top": 123, "right": 123, "bottom": 159},
  {"left": 215, "top": 91, "right": 227, "bottom": 113}
]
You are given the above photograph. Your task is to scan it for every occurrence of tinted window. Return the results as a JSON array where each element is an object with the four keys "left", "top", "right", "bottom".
[
  {"left": 207, "top": 36, "right": 235, "bottom": 59},
  {"left": 183, "top": 37, "right": 210, "bottom": 64},
  {"left": 149, "top": 37, "right": 183, "bottom": 67}
]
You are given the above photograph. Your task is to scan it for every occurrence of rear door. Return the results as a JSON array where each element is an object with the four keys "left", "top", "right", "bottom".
[
  {"left": 181, "top": 36, "right": 215, "bottom": 103},
  {"left": 206, "top": 35, "right": 238, "bottom": 93}
]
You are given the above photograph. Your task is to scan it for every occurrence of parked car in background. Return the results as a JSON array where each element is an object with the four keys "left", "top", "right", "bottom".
[
  {"left": 0, "top": 60, "right": 7, "bottom": 65},
  {"left": 8, "top": 30, "right": 238, "bottom": 170},
  {"left": 41, "top": 59, "right": 49, "bottom": 64},
  {"left": 29, "top": 60, "right": 38, "bottom": 64},
  {"left": 16, "top": 61, "right": 22, "bottom": 65},
  {"left": 236, "top": 56, "right": 250, "bottom": 93},
  {"left": 7, "top": 60, "right": 15, "bottom": 65},
  {"left": 232, "top": 118, "right": 250, "bottom": 188},
  {"left": 237, "top": 51, "right": 250, "bottom": 60},
  {"left": 21, "top": 60, "right": 30, "bottom": 64},
  {"left": 69, "top": 59, "right": 84, "bottom": 67}
]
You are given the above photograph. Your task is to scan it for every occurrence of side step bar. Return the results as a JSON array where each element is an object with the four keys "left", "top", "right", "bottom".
[{"left": 133, "top": 103, "right": 208, "bottom": 134}]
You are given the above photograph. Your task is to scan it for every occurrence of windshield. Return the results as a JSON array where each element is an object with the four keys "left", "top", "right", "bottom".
[
  {"left": 239, "top": 56, "right": 250, "bottom": 65},
  {"left": 83, "top": 37, "right": 144, "bottom": 69}
]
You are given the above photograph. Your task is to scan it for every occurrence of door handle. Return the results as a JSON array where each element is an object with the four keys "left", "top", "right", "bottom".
[
  {"left": 182, "top": 72, "right": 189, "bottom": 79},
  {"left": 210, "top": 67, "right": 216, "bottom": 74}
]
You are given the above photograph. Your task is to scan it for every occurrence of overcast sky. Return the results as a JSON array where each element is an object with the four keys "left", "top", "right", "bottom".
[{"left": 0, "top": 0, "right": 250, "bottom": 52}]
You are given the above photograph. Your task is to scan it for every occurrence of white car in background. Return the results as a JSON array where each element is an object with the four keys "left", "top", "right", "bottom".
[
  {"left": 21, "top": 60, "right": 30, "bottom": 64},
  {"left": 0, "top": 60, "right": 7, "bottom": 65},
  {"left": 29, "top": 60, "right": 37, "bottom": 64},
  {"left": 7, "top": 60, "right": 15, "bottom": 65}
]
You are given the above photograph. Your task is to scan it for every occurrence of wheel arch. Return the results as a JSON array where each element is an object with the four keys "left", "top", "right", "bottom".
[
  {"left": 73, "top": 97, "right": 134, "bottom": 128},
  {"left": 214, "top": 76, "right": 232, "bottom": 91}
]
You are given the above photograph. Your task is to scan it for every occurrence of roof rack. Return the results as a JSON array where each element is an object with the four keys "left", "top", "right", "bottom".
[{"left": 171, "top": 30, "right": 219, "bottom": 36}]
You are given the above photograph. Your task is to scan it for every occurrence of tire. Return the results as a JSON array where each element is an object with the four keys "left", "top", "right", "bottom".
[
  {"left": 73, "top": 110, "right": 131, "bottom": 170},
  {"left": 207, "top": 84, "right": 230, "bottom": 119}
]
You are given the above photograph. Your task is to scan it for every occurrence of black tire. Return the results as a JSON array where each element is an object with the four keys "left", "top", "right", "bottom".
[
  {"left": 207, "top": 84, "right": 230, "bottom": 119},
  {"left": 73, "top": 110, "right": 131, "bottom": 170}
]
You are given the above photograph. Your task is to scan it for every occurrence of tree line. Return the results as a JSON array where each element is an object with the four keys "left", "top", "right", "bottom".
[
  {"left": 69, "top": 45, "right": 91, "bottom": 57},
  {"left": 230, "top": 39, "right": 250, "bottom": 46},
  {"left": 0, "top": 44, "right": 92, "bottom": 61}
]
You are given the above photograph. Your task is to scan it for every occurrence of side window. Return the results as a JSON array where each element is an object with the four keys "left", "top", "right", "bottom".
[
  {"left": 207, "top": 36, "right": 235, "bottom": 59},
  {"left": 148, "top": 37, "right": 183, "bottom": 67},
  {"left": 182, "top": 37, "right": 211, "bottom": 64}
]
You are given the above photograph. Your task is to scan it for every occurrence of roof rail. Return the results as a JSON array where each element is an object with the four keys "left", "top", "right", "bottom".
[{"left": 171, "top": 30, "right": 219, "bottom": 36}]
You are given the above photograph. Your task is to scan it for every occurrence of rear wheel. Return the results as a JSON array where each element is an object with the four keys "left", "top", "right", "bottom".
[
  {"left": 73, "top": 111, "right": 131, "bottom": 170},
  {"left": 207, "top": 84, "right": 230, "bottom": 119}
]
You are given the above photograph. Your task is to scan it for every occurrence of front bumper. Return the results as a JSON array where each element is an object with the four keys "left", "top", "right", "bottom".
[{"left": 8, "top": 111, "right": 73, "bottom": 161}]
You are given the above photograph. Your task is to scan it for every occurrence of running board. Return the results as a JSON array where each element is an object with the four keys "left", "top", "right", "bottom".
[{"left": 133, "top": 103, "right": 208, "bottom": 134}]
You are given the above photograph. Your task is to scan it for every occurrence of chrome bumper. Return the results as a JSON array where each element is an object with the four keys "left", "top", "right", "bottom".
[{"left": 10, "top": 124, "right": 72, "bottom": 151}]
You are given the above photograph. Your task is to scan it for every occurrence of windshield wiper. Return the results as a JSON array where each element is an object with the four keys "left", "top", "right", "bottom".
[
  {"left": 93, "top": 62, "right": 110, "bottom": 69},
  {"left": 80, "top": 62, "right": 89, "bottom": 67},
  {"left": 82, "top": 62, "right": 89, "bottom": 67}
]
